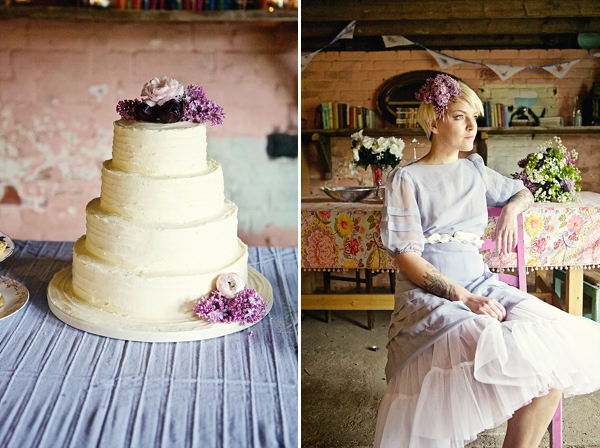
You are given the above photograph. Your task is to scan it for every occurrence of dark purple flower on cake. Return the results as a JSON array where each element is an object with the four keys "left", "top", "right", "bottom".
[
  {"left": 194, "top": 286, "right": 267, "bottom": 325},
  {"left": 116, "top": 99, "right": 142, "bottom": 120},
  {"left": 134, "top": 101, "right": 156, "bottom": 122},
  {"left": 155, "top": 99, "right": 183, "bottom": 123}
]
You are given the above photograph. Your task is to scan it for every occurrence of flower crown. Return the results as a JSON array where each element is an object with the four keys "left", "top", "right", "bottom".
[
  {"left": 414, "top": 74, "right": 462, "bottom": 118},
  {"left": 116, "top": 76, "right": 225, "bottom": 126}
]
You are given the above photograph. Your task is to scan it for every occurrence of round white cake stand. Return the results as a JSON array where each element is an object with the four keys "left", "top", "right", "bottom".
[{"left": 47, "top": 266, "right": 273, "bottom": 342}]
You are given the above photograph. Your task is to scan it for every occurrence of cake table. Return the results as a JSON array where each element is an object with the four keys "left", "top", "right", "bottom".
[{"left": 0, "top": 240, "right": 298, "bottom": 448}]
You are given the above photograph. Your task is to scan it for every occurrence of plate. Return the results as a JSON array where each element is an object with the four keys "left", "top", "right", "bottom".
[
  {"left": 0, "top": 276, "right": 29, "bottom": 320},
  {"left": 0, "top": 232, "right": 15, "bottom": 262},
  {"left": 47, "top": 265, "right": 273, "bottom": 342}
]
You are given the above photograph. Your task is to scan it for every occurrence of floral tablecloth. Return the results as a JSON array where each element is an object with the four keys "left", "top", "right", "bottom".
[{"left": 301, "top": 192, "right": 600, "bottom": 272}]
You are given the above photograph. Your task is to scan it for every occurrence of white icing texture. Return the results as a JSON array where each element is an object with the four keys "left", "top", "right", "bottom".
[
  {"left": 100, "top": 158, "right": 225, "bottom": 223},
  {"left": 111, "top": 120, "right": 207, "bottom": 176},
  {"left": 72, "top": 237, "right": 248, "bottom": 319},
  {"left": 85, "top": 198, "right": 241, "bottom": 270}
]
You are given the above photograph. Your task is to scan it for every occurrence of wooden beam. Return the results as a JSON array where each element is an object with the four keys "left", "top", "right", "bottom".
[
  {"left": 301, "top": 0, "right": 600, "bottom": 21},
  {"left": 301, "top": 34, "right": 581, "bottom": 51},
  {"left": 302, "top": 19, "right": 600, "bottom": 37},
  {"left": 301, "top": 293, "right": 395, "bottom": 310}
]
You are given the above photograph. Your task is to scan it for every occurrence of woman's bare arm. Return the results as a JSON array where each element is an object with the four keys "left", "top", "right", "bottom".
[
  {"left": 506, "top": 188, "right": 535, "bottom": 212},
  {"left": 396, "top": 251, "right": 506, "bottom": 321},
  {"left": 495, "top": 188, "right": 534, "bottom": 254}
]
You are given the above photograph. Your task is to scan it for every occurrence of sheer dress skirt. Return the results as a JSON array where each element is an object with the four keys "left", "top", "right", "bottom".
[{"left": 374, "top": 244, "right": 600, "bottom": 448}]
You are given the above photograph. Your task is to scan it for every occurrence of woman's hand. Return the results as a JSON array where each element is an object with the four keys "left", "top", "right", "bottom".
[
  {"left": 461, "top": 294, "right": 506, "bottom": 321},
  {"left": 494, "top": 206, "right": 518, "bottom": 255}
]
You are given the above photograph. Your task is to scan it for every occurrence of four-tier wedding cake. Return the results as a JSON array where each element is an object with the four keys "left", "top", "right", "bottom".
[{"left": 47, "top": 77, "right": 272, "bottom": 342}]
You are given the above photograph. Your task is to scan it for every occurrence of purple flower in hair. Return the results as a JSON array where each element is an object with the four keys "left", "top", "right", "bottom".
[{"left": 415, "top": 74, "right": 463, "bottom": 118}]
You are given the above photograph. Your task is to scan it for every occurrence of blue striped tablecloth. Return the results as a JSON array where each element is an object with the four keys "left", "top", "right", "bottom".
[{"left": 0, "top": 241, "right": 298, "bottom": 448}]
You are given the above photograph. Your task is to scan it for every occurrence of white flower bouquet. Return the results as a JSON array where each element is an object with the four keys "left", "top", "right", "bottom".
[{"left": 350, "top": 130, "right": 405, "bottom": 170}]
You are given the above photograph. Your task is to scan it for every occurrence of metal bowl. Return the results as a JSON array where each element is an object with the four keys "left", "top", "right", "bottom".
[{"left": 320, "top": 186, "right": 380, "bottom": 202}]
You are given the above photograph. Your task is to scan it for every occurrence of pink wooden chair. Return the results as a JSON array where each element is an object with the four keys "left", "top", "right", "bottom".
[{"left": 480, "top": 207, "right": 562, "bottom": 448}]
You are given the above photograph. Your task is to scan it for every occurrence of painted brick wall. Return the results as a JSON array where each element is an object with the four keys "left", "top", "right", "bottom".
[
  {"left": 302, "top": 49, "right": 600, "bottom": 194},
  {"left": 0, "top": 18, "right": 298, "bottom": 246}
]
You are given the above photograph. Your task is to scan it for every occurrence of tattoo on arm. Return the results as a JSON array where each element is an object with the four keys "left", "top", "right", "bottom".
[
  {"left": 418, "top": 262, "right": 456, "bottom": 300},
  {"left": 509, "top": 188, "right": 534, "bottom": 211}
]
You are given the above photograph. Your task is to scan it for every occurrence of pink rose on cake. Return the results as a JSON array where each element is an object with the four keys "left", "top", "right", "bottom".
[
  {"left": 141, "top": 76, "right": 184, "bottom": 106},
  {"left": 216, "top": 272, "right": 245, "bottom": 299}
]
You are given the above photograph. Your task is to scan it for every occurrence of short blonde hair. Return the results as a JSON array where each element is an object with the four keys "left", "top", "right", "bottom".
[{"left": 416, "top": 80, "right": 484, "bottom": 139}]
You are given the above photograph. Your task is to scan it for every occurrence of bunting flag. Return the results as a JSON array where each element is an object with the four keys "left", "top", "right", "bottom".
[
  {"left": 301, "top": 21, "right": 356, "bottom": 72},
  {"left": 304, "top": 28, "right": 597, "bottom": 80},
  {"left": 382, "top": 35, "right": 414, "bottom": 48},
  {"left": 542, "top": 59, "right": 580, "bottom": 79},
  {"left": 301, "top": 50, "right": 321, "bottom": 73},
  {"left": 426, "top": 49, "right": 462, "bottom": 69},
  {"left": 333, "top": 20, "right": 356, "bottom": 42},
  {"left": 486, "top": 64, "right": 526, "bottom": 81}
]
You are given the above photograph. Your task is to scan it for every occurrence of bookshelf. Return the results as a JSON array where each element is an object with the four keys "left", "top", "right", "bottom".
[
  {"left": 302, "top": 126, "right": 600, "bottom": 179},
  {"left": 0, "top": 5, "right": 297, "bottom": 21}
]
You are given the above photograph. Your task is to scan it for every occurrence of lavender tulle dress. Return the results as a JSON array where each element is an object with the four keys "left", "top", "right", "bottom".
[{"left": 374, "top": 154, "right": 600, "bottom": 448}]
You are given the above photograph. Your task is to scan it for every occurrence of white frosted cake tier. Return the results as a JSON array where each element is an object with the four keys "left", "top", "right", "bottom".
[
  {"left": 48, "top": 265, "right": 272, "bottom": 342},
  {"left": 111, "top": 120, "right": 207, "bottom": 176},
  {"left": 100, "top": 157, "right": 225, "bottom": 223},
  {"left": 72, "top": 236, "right": 249, "bottom": 320},
  {"left": 85, "top": 198, "right": 240, "bottom": 270}
]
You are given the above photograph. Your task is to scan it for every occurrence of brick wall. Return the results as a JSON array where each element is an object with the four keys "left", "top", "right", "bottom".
[
  {"left": 302, "top": 49, "right": 600, "bottom": 194},
  {"left": 0, "top": 18, "right": 298, "bottom": 246}
]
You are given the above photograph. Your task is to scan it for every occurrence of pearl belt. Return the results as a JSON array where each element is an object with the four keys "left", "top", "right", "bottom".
[{"left": 423, "top": 231, "right": 484, "bottom": 249}]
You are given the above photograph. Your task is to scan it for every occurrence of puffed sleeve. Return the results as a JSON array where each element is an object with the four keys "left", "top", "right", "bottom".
[
  {"left": 381, "top": 167, "right": 424, "bottom": 257},
  {"left": 467, "top": 153, "right": 525, "bottom": 207}
]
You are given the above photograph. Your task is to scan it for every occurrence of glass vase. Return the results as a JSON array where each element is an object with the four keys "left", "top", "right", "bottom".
[{"left": 371, "top": 164, "right": 384, "bottom": 199}]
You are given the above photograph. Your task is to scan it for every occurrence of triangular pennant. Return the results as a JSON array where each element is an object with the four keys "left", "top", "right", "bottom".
[
  {"left": 301, "top": 50, "right": 320, "bottom": 73},
  {"left": 332, "top": 21, "right": 356, "bottom": 43},
  {"left": 382, "top": 35, "right": 414, "bottom": 48},
  {"left": 542, "top": 59, "right": 580, "bottom": 78},
  {"left": 426, "top": 49, "right": 462, "bottom": 69},
  {"left": 487, "top": 64, "right": 525, "bottom": 80}
]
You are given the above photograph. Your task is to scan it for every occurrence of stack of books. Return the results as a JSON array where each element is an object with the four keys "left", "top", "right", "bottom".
[
  {"left": 482, "top": 102, "right": 509, "bottom": 127},
  {"left": 395, "top": 107, "right": 419, "bottom": 128},
  {"left": 315, "top": 103, "right": 377, "bottom": 130}
]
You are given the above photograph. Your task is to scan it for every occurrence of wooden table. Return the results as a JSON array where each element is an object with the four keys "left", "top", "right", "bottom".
[{"left": 301, "top": 192, "right": 600, "bottom": 317}]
